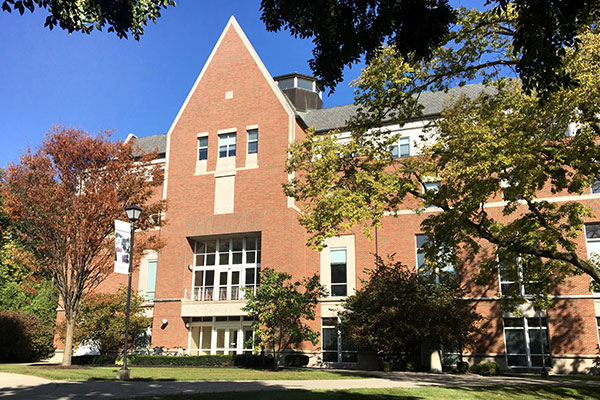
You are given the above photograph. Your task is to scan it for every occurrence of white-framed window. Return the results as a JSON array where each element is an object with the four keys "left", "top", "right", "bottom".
[
  {"left": 498, "top": 256, "right": 539, "bottom": 297},
  {"left": 503, "top": 316, "right": 551, "bottom": 368},
  {"left": 218, "top": 133, "right": 236, "bottom": 158},
  {"left": 415, "top": 234, "right": 455, "bottom": 283},
  {"left": 145, "top": 260, "right": 157, "bottom": 301},
  {"left": 424, "top": 181, "right": 440, "bottom": 192},
  {"left": 247, "top": 129, "right": 258, "bottom": 154},
  {"left": 321, "top": 317, "right": 357, "bottom": 363},
  {"left": 188, "top": 316, "right": 255, "bottom": 356},
  {"left": 596, "top": 317, "right": 600, "bottom": 348},
  {"left": 392, "top": 136, "right": 410, "bottom": 158},
  {"left": 191, "top": 235, "right": 261, "bottom": 301},
  {"left": 198, "top": 136, "right": 208, "bottom": 161},
  {"left": 584, "top": 223, "right": 600, "bottom": 293},
  {"left": 330, "top": 248, "right": 347, "bottom": 297}
]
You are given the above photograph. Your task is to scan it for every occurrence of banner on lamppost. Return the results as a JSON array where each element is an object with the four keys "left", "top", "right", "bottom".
[{"left": 114, "top": 220, "right": 131, "bottom": 275}]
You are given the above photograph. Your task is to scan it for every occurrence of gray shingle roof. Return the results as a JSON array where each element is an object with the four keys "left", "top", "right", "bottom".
[
  {"left": 131, "top": 134, "right": 167, "bottom": 157},
  {"left": 299, "top": 83, "right": 492, "bottom": 132}
]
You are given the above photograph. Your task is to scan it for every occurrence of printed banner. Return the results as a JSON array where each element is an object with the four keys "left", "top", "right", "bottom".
[{"left": 114, "top": 220, "right": 131, "bottom": 275}]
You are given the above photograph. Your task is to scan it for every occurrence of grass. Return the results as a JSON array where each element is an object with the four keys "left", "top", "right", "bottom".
[
  {"left": 0, "top": 364, "right": 372, "bottom": 381},
  {"left": 136, "top": 386, "right": 600, "bottom": 400}
]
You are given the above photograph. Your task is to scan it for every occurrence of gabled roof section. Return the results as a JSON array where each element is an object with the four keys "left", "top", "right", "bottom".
[{"left": 298, "top": 83, "right": 494, "bottom": 132}]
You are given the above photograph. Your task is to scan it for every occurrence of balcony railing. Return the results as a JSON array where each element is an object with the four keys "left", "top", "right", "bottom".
[{"left": 184, "top": 285, "right": 256, "bottom": 301}]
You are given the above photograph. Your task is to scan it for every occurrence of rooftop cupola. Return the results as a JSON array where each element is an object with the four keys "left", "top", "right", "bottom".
[{"left": 273, "top": 72, "right": 323, "bottom": 112}]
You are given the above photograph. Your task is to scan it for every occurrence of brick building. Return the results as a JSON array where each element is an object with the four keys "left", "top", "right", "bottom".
[{"left": 58, "top": 16, "right": 600, "bottom": 373}]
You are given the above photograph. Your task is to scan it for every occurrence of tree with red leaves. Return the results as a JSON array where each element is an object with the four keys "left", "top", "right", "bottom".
[{"left": 2, "top": 126, "right": 165, "bottom": 366}]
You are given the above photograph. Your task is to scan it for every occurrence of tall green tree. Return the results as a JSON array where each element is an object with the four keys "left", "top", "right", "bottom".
[
  {"left": 242, "top": 268, "right": 326, "bottom": 367},
  {"left": 261, "top": 0, "right": 600, "bottom": 94},
  {"left": 1, "top": 0, "right": 175, "bottom": 40},
  {"left": 285, "top": 9, "right": 600, "bottom": 310}
]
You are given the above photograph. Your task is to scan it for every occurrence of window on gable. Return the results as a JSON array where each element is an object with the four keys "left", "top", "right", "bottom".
[
  {"left": 218, "top": 133, "right": 236, "bottom": 158},
  {"left": 198, "top": 137, "right": 208, "bottom": 161},
  {"left": 247, "top": 129, "right": 258, "bottom": 154},
  {"left": 392, "top": 136, "right": 410, "bottom": 158},
  {"left": 330, "top": 248, "right": 347, "bottom": 297}
]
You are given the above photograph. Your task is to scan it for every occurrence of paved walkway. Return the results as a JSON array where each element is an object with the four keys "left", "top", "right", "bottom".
[{"left": 1, "top": 370, "right": 600, "bottom": 399}]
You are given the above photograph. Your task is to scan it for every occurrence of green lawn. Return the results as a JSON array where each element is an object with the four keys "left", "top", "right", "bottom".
[
  {"left": 137, "top": 386, "right": 600, "bottom": 400},
  {"left": 0, "top": 364, "right": 372, "bottom": 381}
]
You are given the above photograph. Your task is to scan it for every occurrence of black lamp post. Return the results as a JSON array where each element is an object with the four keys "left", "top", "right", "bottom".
[{"left": 117, "top": 204, "right": 142, "bottom": 381}]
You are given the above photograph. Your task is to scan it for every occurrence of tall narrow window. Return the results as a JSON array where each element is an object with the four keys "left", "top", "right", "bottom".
[
  {"left": 321, "top": 317, "right": 358, "bottom": 363},
  {"left": 596, "top": 317, "right": 600, "bottom": 348},
  {"left": 584, "top": 224, "right": 600, "bottom": 293},
  {"left": 330, "top": 248, "right": 347, "bottom": 296},
  {"left": 198, "top": 136, "right": 208, "bottom": 160},
  {"left": 218, "top": 133, "right": 236, "bottom": 158},
  {"left": 503, "top": 317, "right": 551, "bottom": 368},
  {"left": 392, "top": 136, "right": 410, "bottom": 158},
  {"left": 247, "top": 129, "right": 258, "bottom": 154},
  {"left": 145, "top": 260, "right": 157, "bottom": 301}
]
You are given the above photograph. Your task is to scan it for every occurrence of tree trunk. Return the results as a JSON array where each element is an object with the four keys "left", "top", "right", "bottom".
[{"left": 61, "top": 315, "right": 75, "bottom": 366}]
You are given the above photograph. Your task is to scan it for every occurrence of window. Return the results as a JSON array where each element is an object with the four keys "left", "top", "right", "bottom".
[
  {"left": 392, "top": 136, "right": 410, "bottom": 158},
  {"left": 321, "top": 318, "right": 357, "bottom": 363},
  {"left": 596, "top": 317, "right": 600, "bottom": 348},
  {"left": 247, "top": 129, "right": 258, "bottom": 154},
  {"left": 145, "top": 260, "right": 157, "bottom": 301},
  {"left": 415, "top": 234, "right": 455, "bottom": 283},
  {"left": 584, "top": 224, "right": 600, "bottom": 293},
  {"left": 498, "top": 256, "right": 539, "bottom": 297},
  {"left": 218, "top": 133, "right": 236, "bottom": 158},
  {"left": 503, "top": 317, "right": 551, "bottom": 368},
  {"left": 330, "top": 249, "right": 347, "bottom": 296},
  {"left": 191, "top": 235, "right": 261, "bottom": 301},
  {"left": 198, "top": 137, "right": 208, "bottom": 161},
  {"left": 423, "top": 181, "right": 440, "bottom": 208},
  {"left": 592, "top": 179, "right": 600, "bottom": 194}
]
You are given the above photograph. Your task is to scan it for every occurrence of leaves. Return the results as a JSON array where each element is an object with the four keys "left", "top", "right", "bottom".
[{"left": 242, "top": 268, "right": 326, "bottom": 366}]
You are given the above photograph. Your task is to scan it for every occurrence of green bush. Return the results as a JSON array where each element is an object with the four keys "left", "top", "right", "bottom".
[
  {"left": 284, "top": 353, "right": 309, "bottom": 367},
  {"left": 72, "top": 354, "right": 117, "bottom": 365},
  {"left": 126, "top": 355, "right": 235, "bottom": 367},
  {"left": 234, "top": 354, "right": 275, "bottom": 368},
  {"left": 473, "top": 361, "right": 500, "bottom": 376},
  {"left": 456, "top": 361, "right": 469, "bottom": 373},
  {"left": 0, "top": 311, "right": 54, "bottom": 361}
]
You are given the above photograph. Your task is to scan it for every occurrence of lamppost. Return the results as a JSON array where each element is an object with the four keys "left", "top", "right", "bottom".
[{"left": 117, "top": 204, "right": 142, "bottom": 381}]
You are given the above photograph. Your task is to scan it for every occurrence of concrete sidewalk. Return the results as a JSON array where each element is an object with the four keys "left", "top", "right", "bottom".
[{"left": 1, "top": 371, "right": 599, "bottom": 400}]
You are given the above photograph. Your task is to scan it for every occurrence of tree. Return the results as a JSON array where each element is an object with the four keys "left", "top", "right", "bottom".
[
  {"left": 261, "top": 0, "right": 600, "bottom": 94},
  {"left": 284, "top": 9, "right": 600, "bottom": 310},
  {"left": 0, "top": 311, "right": 55, "bottom": 361},
  {"left": 61, "top": 286, "right": 151, "bottom": 355},
  {"left": 242, "top": 268, "right": 326, "bottom": 367},
  {"left": 1, "top": 0, "right": 176, "bottom": 40},
  {"left": 2, "top": 126, "right": 165, "bottom": 365},
  {"left": 339, "top": 258, "right": 481, "bottom": 366}
]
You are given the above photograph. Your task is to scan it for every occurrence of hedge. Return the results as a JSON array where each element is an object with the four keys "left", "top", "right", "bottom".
[
  {"left": 72, "top": 354, "right": 118, "bottom": 365},
  {"left": 473, "top": 362, "right": 500, "bottom": 376},
  {"left": 126, "top": 355, "right": 235, "bottom": 366},
  {"left": 284, "top": 354, "right": 309, "bottom": 367},
  {"left": 234, "top": 354, "right": 275, "bottom": 368}
]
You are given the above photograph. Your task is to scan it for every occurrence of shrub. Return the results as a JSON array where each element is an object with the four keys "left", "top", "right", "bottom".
[
  {"left": 456, "top": 361, "right": 469, "bottom": 374},
  {"left": 127, "top": 355, "right": 235, "bottom": 367},
  {"left": 72, "top": 354, "right": 117, "bottom": 365},
  {"left": 473, "top": 362, "right": 500, "bottom": 376},
  {"left": 0, "top": 311, "right": 54, "bottom": 362},
  {"left": 234, "top": 354, "right": 275, "bottom": 368},
  {"left": 284, "top": 353, "right": 309, "bottom": 367}
]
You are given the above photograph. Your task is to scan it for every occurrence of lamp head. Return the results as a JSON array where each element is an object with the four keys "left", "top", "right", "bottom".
[{"left": 125, "top": 204, "right": 142, "bottom": 222}]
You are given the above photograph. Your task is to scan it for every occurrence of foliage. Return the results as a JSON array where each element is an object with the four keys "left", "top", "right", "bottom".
[
  {"left": 284, "top": 353, "right": 309, "bottom": 367},
  {"left": 473, "top": 361, "right": 500, "bottom": 376},
  {"left": 125, "top": 354, "right": 235, "bottom": 367},
  {"left": 61, "top": 286, "right": 151, "bottom": 356},
  {"left": 234, "top": 354, "right": 275, "bottom": 369},
  {"left": 285, "top": 10, "right": 600, "bottom": 309},
  {"left": 262, "top": 1, "right": 600, "bottom": 94},
  {"left": 242, "top": 268, "right": 326, "bottom": 367},
  {"left": 456, "top": 361, "right": 470, "bottom": 374},
  {"left": 339, "top": 258, "right": 481, "bottom": 363},
  {"left": 0, "top": 310, "right": 54, "bottom": 361},
  {"left": 1, "top": 0, "right": 176, "bottom": 40},
  {"left": 71, "top": 354, "right": 118, "bottom": 365},
  {"left": 2, "top": 125, "right": 165, "bottom": 365}
]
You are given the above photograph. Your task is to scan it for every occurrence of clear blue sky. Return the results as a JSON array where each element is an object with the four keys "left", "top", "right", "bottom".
[{"left": 0, "top": 1, "right": 363, "bottom": 166}]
